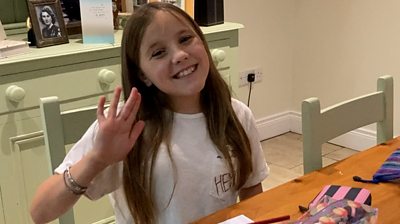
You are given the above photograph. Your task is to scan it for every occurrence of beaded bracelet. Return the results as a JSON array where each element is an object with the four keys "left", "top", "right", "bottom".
[{"left": 63, "top": 166, "right": 88, "bottom": 195}]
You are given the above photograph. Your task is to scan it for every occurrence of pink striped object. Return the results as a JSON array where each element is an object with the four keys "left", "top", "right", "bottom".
[{"left": 308, "top": 185, "right": 371, "bottom": 208}]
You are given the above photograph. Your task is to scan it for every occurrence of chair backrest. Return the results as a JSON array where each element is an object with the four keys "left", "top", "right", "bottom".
[
  {"left": 302, "top": 75, "right": 393, "bottom": 174},
  {"left": 39, "top": 96, "right": 98, "bottom": 224}
]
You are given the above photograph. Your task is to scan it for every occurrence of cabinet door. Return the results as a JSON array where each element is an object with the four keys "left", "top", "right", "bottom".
[
  {"left": 2, "top": 124, "right": 58, "bottom": 224},
  {"left": 0, "top": 0, "right": 28, "bottom": 24},
  {"left": 1, "top": 115, "right": 115, "bottom": 224}
]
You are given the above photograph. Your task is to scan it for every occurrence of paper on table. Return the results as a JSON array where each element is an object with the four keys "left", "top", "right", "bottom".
[
  {"left": 0, "top": 19, "right": 29, "bottom": 58},
  {"left": 218, "top": 214, "right": 253, "bottom": 224}
]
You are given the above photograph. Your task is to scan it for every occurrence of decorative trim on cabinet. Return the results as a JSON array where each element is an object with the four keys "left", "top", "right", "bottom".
[{"left": 9, "top": 131, "right": 44, "bottom": 224}]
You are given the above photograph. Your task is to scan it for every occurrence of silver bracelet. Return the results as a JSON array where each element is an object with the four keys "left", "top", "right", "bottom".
[{"left": 63, "top": 166, "right": 88, "bottom": 195}]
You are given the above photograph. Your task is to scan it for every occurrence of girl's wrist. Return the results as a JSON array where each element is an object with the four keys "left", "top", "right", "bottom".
[
  {"left": 64, "top": 166, "right": 88, "bottom": 195},
  {"left": 69, "top": 152, "right": 108, "bottom": 187},
  {"left": 85, "top": 151, "right": 110, "bottom": 172}
]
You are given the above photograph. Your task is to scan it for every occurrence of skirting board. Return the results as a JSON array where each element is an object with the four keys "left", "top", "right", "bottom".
[{"left": 255, "top": 111, "right": 377, "bottom": 151}]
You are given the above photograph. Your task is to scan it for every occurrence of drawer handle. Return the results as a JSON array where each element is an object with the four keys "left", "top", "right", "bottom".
[
  {"left": 211, "top": 49, "right": 226, "bottom": 66},
  {"left": 6, "top": 85, "right": 26, "bottom": 102},
  {"left": 98, "top": 69, "right": 117, "bottom": 85}
]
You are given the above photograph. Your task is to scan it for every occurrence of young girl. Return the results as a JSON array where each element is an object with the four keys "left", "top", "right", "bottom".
[{"left": 30, "top": 2, "right": 269, "bottom": 224}]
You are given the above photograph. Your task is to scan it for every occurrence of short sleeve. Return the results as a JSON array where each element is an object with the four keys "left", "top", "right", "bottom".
[
  {"left": 242, "top": 113, "right": 269, "bottom": 188},
  {"left": 231, "top": 99, "right": 269, "bottom": 189}
]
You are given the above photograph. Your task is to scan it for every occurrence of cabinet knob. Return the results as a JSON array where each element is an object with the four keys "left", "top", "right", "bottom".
[
  {"left": 98, "top": 69, "right": 117, "bottom": 85},
  {"left": 6, "top": 85, "right": 26, "bottom": 102},
  {"left": 211, "top": 49, "right": 226, "bottom": 66}
]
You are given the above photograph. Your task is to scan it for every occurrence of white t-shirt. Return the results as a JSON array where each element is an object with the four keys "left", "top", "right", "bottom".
[{"left": 55, "top": 98, "right": 269, "bottom": 224}]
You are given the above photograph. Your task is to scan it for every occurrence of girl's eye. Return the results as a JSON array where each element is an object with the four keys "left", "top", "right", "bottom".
[
  {"left": 180, "top": 35, "right": 193, "bottom": 44},
  {"left": 151, "top": 49, "right": 165, "bottom": 58}
]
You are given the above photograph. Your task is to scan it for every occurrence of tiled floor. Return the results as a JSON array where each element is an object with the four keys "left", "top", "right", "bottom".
[{"left": 260, "top": 132, "right": 358, "bottom": 191}]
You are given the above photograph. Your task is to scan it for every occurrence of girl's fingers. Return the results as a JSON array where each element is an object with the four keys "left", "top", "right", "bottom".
[
  {"left": 120, "top": 88, "right": 140, "bottom": 123},
  {"left": 108, "top": 86, "right": 122, "bottom": 118},
  {"left": 97, "top": 95, "right": 106, "bottom": 121},
  {"left": 125, "top": 90, "right": 141, "bottom": 124},
  {"left": 119, "top": 88, "right": 137, "bottom": 121}
]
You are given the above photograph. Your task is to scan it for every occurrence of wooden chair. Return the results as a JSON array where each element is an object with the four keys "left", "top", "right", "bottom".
[
  {"left": 39, "top": 96, "right": 98, "bottom": 224},
  {"left": 302, "top": 75, "right": 393, "bottom": 174}
]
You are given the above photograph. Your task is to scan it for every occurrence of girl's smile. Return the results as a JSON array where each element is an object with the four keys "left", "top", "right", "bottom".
[{"left": 174, "top": 64, "right": 197, "bottom": 79}]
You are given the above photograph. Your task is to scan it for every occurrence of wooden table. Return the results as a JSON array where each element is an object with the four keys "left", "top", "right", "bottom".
[{"left": 194, "top": 137, "right": 400, "bottom": 223}]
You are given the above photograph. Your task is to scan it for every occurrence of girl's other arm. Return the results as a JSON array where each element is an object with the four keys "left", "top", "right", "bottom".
[{"left": 30, "top": 154, "right": 107, "bottom": 223}]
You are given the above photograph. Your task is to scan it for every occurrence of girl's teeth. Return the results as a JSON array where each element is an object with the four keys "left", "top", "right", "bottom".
[{"left": 177, "top": 66, "right": 195, "bottom": 78}]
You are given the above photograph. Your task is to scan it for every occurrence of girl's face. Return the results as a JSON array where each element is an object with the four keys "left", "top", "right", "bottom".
[
  {"left": 139, "top": 11, "right": 210, "bottom": 113},
  {"left": 41, "top": 11, "right": 52, "bottom": 26}
]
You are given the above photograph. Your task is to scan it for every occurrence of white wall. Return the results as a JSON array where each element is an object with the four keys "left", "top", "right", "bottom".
[
  {"left": 224, "top": 0, "right": 295, "bottom": 119},
  {"left": 225, "top": 0, "right": 400, "bottom": 146},
  {"left": 292, "top": 0, "right": 400, "bottom": 135}
]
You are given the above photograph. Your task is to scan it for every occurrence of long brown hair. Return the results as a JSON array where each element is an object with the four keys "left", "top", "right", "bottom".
[{"left": 120, "top": 2, "right": 253, "bottom": 223}]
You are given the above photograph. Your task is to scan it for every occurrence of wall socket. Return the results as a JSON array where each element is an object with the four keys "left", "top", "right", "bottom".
[{"left": 239, "top": 67, "right": 263, "bottom": 87}]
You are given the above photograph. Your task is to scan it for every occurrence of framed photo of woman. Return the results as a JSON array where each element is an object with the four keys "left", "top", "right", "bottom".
[{"left": 28, "top": 0, "right": 69, "bottom": 48}]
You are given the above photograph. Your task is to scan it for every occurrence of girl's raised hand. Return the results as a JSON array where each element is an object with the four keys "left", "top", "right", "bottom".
[{"left": 89, "top": 86, "right": 145, "bottom": 167}]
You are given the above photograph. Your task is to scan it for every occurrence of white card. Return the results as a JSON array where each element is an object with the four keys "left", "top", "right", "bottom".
[{"left": 79, "top": 0, "right": 115, "bottom": 44}]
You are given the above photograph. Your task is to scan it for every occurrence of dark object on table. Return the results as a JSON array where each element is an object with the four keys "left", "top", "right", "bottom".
[
  {"left": 61, "top": 0, "right": 82, "bottom": 35},
  {"left": 194, "top": 0, "right": 224, "bottom": 26},
  {"left": 27, "top": 28, "right": 36, "bottom": 46},
  {"left": 62, "top": 0, "right": 81, "bottom": 21}
]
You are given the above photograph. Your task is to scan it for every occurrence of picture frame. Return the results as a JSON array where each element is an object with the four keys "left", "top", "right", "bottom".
[{"left": 27, "top": 0, "right": 69, "bottom": 48}]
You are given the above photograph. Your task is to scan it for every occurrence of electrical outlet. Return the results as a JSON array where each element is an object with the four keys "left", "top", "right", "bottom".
[{"left": 239, "top": 67, "right": 263, "bottom": 87}]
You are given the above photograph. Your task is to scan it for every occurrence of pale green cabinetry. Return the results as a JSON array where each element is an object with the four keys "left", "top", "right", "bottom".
[
  {"left": 0, "top": 0, "right": 29, "bottom": 35},
  {"left": 0, "top": 22, "right": 242, "bottom": 224},
  {"left": 0, "top": 36, "right": 121, "bottom": 224}
]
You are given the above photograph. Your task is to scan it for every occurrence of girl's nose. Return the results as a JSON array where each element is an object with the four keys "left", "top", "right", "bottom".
[{"left": 171, "top": 48, "right": 189, "bottom": 64}]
